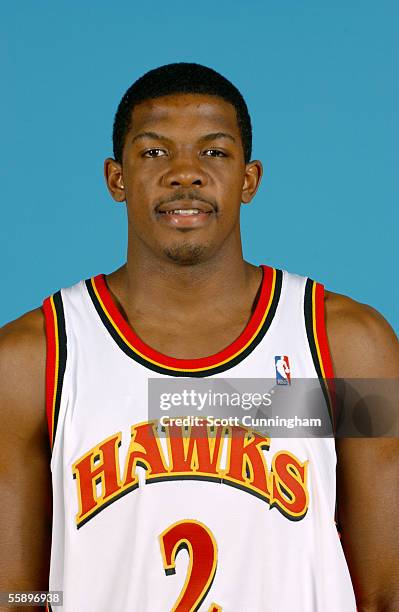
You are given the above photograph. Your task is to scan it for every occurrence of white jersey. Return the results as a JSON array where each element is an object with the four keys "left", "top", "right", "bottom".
[{"left": 43, "top": 265, "right": 356, "bottom": 611}]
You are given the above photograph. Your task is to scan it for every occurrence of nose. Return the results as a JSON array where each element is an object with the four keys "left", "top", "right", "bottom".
[{"left": 162, "top": 156, "right": 208, "bottom": 188}]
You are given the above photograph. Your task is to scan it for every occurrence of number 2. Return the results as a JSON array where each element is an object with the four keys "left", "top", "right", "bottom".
[{"left": 159, "top": 519, "right": 222, "bottom": 612}]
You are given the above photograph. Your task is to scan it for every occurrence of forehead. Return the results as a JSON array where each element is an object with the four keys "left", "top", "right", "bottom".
[{"left": 130, "top": 94, "right": 239, "bottom": 134}]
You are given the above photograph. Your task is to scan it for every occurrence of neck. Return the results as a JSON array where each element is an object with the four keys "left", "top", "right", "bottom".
[{"left": 106, "top": 233, "right": 261, "bottom": 320}]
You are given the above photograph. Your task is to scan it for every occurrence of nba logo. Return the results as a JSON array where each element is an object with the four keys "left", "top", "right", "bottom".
[{"left": 275, "top": 355, "right": 291, "bottom": 385}]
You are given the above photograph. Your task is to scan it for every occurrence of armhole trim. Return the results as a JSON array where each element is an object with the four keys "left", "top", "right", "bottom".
[
  {"left": 42, "top": 291, "right": 67, "bottom": 451},
  {"left": 304, "top": 279, "right": 336, "bottom": 431}
]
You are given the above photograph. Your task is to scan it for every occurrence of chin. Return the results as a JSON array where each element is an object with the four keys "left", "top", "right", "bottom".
[{"left": 162, "top": 242, "right": 210, "bottom": 266}]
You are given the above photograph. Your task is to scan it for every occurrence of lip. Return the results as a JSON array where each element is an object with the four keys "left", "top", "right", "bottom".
[
  {"left": 155, "top": 199, "right": 215, "bottom": 214},
  {"left": 155, "top": 199, "right": 215, "bottom": 229}
]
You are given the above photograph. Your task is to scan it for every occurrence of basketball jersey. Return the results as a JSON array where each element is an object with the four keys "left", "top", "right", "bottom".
[{"left": 42, "top": 265, "right": 357, "bottom": 611}]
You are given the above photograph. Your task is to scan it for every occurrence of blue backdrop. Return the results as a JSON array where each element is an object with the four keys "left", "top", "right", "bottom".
[{"left": 1, "top": 1, "right": 398, "bottom": 332}]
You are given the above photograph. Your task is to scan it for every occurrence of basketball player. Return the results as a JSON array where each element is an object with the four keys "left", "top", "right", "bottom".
[{"left": 1, "top": 63, "right": 398, "bottom": 611}]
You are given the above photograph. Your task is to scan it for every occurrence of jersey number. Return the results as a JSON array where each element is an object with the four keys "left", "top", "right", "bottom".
[{"left": 159, "top": 520, "right": 222, "bottom": 612}]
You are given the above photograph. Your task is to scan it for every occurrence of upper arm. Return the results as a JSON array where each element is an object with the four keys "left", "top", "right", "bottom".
[
  {"left": 325, "top": 292, "right": 399, "bottom": 610},
  {"left": 0, "top": 309, "right": 51, "bottom": 599}
]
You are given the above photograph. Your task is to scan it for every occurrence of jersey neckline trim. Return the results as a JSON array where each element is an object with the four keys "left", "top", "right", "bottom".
[{"left": 85, "top": 265, "right": 282, "bottom": 376}]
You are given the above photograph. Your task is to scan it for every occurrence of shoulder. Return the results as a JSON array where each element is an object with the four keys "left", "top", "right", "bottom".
[
  {"left": 0, "top": 308, "right": 46, "bottom": 427},
  {"left": 324, "top": 290, "right": 399, "bottom": 377},
  {"left": 0, "top": 307, "right": 46, "bottom": 367}
]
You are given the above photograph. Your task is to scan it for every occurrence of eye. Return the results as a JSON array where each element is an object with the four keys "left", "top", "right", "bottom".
[
  {"left": 203, "top": 149, "right": 226, "bottom": 157},
  {"left": 143, "top": 149, "right": 167, "bottom": 157}
]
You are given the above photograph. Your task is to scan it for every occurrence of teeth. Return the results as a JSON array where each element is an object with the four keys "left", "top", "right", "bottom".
[{"left": 166, "top": 209, "right": 201, "bottom": 215}]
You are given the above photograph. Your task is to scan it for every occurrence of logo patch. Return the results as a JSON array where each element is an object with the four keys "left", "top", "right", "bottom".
[{"left": 275, "top": 355, "right": 291, "bottom": 385}]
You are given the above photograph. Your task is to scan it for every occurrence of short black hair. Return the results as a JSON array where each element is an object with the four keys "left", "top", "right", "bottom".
[{"left": 112, "top": 62, "right": 252, "bottom": 165}]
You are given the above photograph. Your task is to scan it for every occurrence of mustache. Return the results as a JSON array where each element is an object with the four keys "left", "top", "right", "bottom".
[{"left": 154, "top": 192, "right": 218, "bottom": 212}]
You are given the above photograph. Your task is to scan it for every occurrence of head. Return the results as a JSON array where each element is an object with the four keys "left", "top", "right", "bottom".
[{"left": 105, "top": 62, "right": 263, "bottom": 266}]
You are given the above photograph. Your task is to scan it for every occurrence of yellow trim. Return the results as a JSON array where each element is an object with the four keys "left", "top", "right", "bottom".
[
  {"left": 91, "top": 269, "right": 277, "bottom": 372},
  {"left": 50, "top": 295, "right": 60, "bottom": 447},
  {"left": 311, "top": 282, "right": 326, "bottom": 379}
]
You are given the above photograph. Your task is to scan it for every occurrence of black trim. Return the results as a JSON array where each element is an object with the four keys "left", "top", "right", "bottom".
[
  {"left": 52, "top": 291, "right": 67, "bottom": 449},
  {"left": 85, "top": 269, "right": 283, "bottom": 377},
  {"left": 303, "top": 279, "right": 333, "bottom": 429}
]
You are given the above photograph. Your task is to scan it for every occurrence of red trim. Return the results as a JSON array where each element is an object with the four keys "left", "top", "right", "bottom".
[
  {"left": 314, "top": 283, "right": 337, "bottom": 430},
  {"left": 92, "top": 265, "right": 274, "bottom": 369},
  {"left": 43, "top": 296, "right": 56, "bottom": 446},
  {"left": 314, "top": 283, "right": 334, "bottom": 379}
]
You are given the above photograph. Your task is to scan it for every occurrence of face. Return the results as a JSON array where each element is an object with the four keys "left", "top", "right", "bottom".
[{"left": 105, "top": 94, "right": 262, "bottom": 265}]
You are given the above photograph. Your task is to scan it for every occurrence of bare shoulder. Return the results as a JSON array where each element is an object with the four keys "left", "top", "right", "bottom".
[
  {"left": 0, "top": 307, "right": 46, "bottom": 428},
  {"left": 324, "top": 290, "right": 399, "bottom": 377},
  {"left": 1, "top": 306, "right": 45, "bottom": 345},
  {"left": 0, "top": 307, "right": 46, "bottom": 372}
]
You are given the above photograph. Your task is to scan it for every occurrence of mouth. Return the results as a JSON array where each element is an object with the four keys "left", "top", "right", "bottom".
[{"left": 155, "top": 200, "right": 216, "bottom": 229}]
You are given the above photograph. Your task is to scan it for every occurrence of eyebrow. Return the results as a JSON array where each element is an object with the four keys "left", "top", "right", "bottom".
[
  {"left": 131, "top": 131, "right": 236, "bottom": 145},
  {"left": 131, "top": 131, "right": 169, "bottom": 145},
  {"left": 201, "top": 132, "right": 236, "bottom": 143}
]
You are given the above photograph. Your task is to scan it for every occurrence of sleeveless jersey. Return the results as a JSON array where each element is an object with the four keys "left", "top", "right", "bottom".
[{"left": 42, "top": 265, "right": 356, "bottom": 611}]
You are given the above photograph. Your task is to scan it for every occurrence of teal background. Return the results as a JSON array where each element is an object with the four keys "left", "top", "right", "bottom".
[{"left": 1, "top": 1, "right": 398, "bottom": 332}]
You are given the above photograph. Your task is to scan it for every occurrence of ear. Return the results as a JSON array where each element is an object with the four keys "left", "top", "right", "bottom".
[
  {"left": 241, "top": 160, "right": 263, "bottom": 204},
  {"left": 104, "top": 158, "right": 126, "bottom": 202}
]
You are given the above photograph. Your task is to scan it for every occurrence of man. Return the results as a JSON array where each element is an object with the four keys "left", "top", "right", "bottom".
[{"left": 0, "top": 62, "right": 398, "bottom": 611}]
